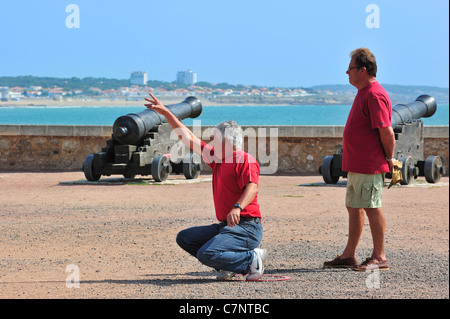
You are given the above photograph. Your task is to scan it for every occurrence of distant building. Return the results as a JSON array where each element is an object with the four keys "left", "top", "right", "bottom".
[
  {"left": 0, "top": 87, "right": 10, "bottom": 101},
  {"left": 176, "top": 70, "right": 197, "bottom": 85},
  {"left": 7, "top": 87, "right": 23, "bottom": 100},
  {"left": 130, "top": 71, "right": 148, "bottom": 86}
]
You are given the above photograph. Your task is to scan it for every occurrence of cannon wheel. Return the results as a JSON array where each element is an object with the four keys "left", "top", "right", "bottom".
[
  {"left": 183, "top": 153, "right": 202, "bottom": 180},
  {"left": 151, "top": 154, "right": 172, "bottom": 182},
  {"left": 320, "top": 156, "right": 340, "bottom": 184},
  {"left": 399, "top": 156, "right": 414, "bottom": 185},
  {"left": 83, "top": 155, "right": 101, "bottom": 181},
  {"left": 424, "top": 156, "right": 443, "bottom": 184}
]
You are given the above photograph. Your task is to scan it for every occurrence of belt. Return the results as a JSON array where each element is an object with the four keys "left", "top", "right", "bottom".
[{"left": 240, "top": 217, "right": 261, "bottom": 223}]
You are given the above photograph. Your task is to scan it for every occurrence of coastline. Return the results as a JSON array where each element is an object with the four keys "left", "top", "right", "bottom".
[
  {"left": 2, "top": 96, "right": 449, "bottom": 109},
  {"left": 0, "top": 96, "right": 354, "bottom": 108},
  {"left": 0, "top": 97, "right": 205, "bottom": 108}
]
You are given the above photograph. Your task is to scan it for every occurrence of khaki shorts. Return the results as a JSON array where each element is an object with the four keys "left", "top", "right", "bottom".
[{"left": 346, "top": 172, "right": 384, "bottom": 208}]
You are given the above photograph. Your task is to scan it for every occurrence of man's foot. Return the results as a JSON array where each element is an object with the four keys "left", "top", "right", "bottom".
[
  {"left": 323, "top": 255, "right": 358, "bottom": 269},
  {"left": 352, "top": 257, "right": 389, "bottom": 271},
  {"left": 247, "top": 248, "right": 267, "bottom": 281},
  {"left": 216, "top": 270, "right": 236, "bottom": 281}
]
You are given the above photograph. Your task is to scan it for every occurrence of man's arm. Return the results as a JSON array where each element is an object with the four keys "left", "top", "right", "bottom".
[
  {"left": 227, "top": 182, "right": 259, "bottom": 227},
  {"left": 145, "top": 93, "right": 203, "bottom": 154},
  {"left": 378, "top": 126, "right": 396, "bottom": 173}
]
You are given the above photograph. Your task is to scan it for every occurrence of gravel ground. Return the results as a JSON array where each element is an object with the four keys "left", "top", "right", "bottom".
[{"left": 0, "top": 172, "right": 448, "bottom": 300}]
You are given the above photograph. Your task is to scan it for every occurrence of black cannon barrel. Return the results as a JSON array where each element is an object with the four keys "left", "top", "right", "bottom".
[
  {"left": 113, "top": 96, "right": 202, "bottom": 145},
  {"left": 391, "top": 95, "right": 437, "bottom": 130}
]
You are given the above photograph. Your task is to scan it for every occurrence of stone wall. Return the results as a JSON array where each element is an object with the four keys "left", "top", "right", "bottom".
[{"left": 0, "top": 125, "right": 448, "bottom": 175}]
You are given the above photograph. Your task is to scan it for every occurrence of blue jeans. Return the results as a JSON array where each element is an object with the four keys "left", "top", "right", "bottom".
[{"left": 176, "top": 220, "right": 263, "bottom": 274}]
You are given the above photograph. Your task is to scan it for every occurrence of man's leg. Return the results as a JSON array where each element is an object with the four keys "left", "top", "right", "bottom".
[
  {"left": 343, "top": 172, "right": 385, "bottom": 259},
  {"left": 197, "top": 221, "right": 263, "bottom": 274},
  {"left": 341, "top": 207, "right": 365, "bottom": 259},
  {"left": 365, "top": 207, "right": 386, "bottom": 261},
  {"left": 176, "top": 224, "right": 220, "bottom": 258},
  {"left": 324, "top": 172, "right": 362, "bottom": 268}
]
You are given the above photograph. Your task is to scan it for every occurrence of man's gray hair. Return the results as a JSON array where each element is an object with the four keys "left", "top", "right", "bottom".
[{"left": 213, "top": 120, "right": 243, "bottom": 149}]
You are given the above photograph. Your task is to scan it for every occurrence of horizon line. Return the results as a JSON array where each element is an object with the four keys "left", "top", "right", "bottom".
[{"left": 0, "top": 74, "right": 448, "bottom": 90}]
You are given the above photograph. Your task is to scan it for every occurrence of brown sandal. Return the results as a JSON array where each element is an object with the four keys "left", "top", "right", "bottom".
[
  {"left": 323, "top": 255, "right": 358, "bottom": 268},
  {"left": 352, "top": 258, "right": 389, "bottom": 271}
]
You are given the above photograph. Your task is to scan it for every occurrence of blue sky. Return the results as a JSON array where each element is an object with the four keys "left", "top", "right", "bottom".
[{"left": 0, "top": 0, "right": 448, "bottom": 88}]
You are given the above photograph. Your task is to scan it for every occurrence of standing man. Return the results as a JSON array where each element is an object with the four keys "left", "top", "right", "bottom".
[
  {"left": 145, "top": 93, "right": 266, "bottom": 281},
  {"left": 324, "top": 48, "right": 395, "bottom": 271}
]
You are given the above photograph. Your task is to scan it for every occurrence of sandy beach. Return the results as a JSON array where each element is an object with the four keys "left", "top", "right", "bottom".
[{"left": 0, "top": 172, "right": 448, "bottom": 300}]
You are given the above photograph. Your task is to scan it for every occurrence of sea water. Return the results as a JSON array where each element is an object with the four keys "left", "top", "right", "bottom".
[{"left": 0, "top": 104, "right": 448, "bottom": 126}]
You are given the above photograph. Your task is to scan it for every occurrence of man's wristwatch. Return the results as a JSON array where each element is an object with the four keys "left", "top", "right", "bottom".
[
  {"left": 386, "top": 157, "right": 395, "bottom": 162},
  {"left": 234, "top": 203, "right": 243, "bottom": 212}
]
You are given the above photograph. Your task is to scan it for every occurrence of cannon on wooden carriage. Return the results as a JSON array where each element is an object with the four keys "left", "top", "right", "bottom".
[
  {"left": 83, "top": 96, "right": 203, "bottom": 182},
  {"left": 319, "top": 95, "right": 446, "bottom": 185}
]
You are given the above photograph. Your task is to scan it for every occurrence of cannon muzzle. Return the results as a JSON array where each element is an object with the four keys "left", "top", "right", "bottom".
[
  {"left": 113, "top": 96, "right": 202, "bottom": 145},
  {"left": 391, "top": 95, "right": 437, "bottom": 130}
]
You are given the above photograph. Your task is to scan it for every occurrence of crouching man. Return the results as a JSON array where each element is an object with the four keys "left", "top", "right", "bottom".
[{"left": 145, "top": 93, "right": 266, "bottom": 281}]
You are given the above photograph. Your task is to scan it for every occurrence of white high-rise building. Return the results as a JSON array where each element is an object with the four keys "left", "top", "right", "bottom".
[
  {"left": 176, "top": 70, "right": 197, "bottom": 85},
  {"left": 130, "top": 71, "right": 148, "bottom": 85},
  {"left": 0, "top": 87, "right": 10, "bottom": 100}
]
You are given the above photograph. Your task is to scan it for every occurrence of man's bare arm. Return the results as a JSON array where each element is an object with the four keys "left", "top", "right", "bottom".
[
  {"left": 227, "top": 182, "right": 259, "bottom": 227},
  {"left": 379, "top": 126, "right": 396, "bottom": 173},
  {"left": 145, "top": 93, "right": 203, "bottom": 154}
]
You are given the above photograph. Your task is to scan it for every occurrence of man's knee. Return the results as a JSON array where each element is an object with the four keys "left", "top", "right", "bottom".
[
  {"left": 175, "top": 229, "right": 182, "bottom": 243},
  {"left": 196, "top": 246, "right": 218, "bottom": 266},
  {"left": 196, "top": 246, "right": 209, "bottom": 263},
  {"left": 176, "top": 229, "right": 195, "bottom": 254},
  {"left": 365, "top": 207, "right": 386, "bottom": 222}
]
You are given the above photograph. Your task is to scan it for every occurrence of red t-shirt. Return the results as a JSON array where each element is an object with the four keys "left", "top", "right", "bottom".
[
  {"left": 201, "top": 141, "right": 261, "bottom": 222},
  {"left": 343, "top": 81, "right": 392, "bottom": 174}
]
